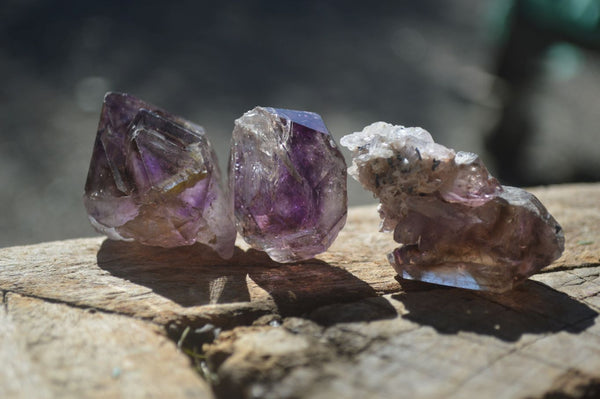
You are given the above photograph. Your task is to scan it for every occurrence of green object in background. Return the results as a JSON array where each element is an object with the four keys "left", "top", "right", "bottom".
[
  {"left": 521, "top": 0, "right": 600, "bottom": 44},
  {"left": 488, "top": 0, "right": 600, "bottom": 45},
  {"left": 524, "top": 0, "right": 600, "bottom": 30},
  {"left": 544, "top": 41, "right": 584, "bottom": 80}
]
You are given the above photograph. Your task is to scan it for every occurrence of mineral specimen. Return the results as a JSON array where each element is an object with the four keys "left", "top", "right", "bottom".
[
  {"left": 341, "top": 122, "right": 564, "bottom": 292},
  {"left": 230, "top": 107, "right": 347, "bottom": 263},
  {"left": 84, "top": 92, "right": 236, "bottom": 258}
]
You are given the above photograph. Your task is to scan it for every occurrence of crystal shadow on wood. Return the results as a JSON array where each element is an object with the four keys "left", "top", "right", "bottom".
[
  {"left": 96, "top": 238, "right": 389, "bottom": 323},
  {"left": 391, "top": 279, "right": 597, "bottom": 342},
  {"left": 96, "top": 239, "right": 252, "bottom": 308},
  {"left": 84, "top": 92, "right": 235, "bottom": 258}
]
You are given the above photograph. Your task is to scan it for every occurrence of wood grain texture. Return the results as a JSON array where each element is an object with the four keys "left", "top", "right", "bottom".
[
  {"left": 1, "top": 183, "right": 599, "bottom": 398},
  {"left": 0, "top": 292, "right": 212, "bottom": 399}
]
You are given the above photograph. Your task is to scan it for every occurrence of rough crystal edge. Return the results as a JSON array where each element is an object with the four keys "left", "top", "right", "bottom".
[
  {"left": 88, "top": 215, "right": 134, "bottom": 242},
  {"left": 260, "top": 210, "right": 348, "bottom": 263},
  {"left": 388, "top": 253, "right": 524, "bottom": 293},
  {"left": 341, "top": 122, "right": 503, "bottom": 232}
]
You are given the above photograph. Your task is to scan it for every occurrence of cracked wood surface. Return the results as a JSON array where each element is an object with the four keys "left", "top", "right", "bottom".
[{"left": 1, "top": 183, "right": 599, "bottom": 399}]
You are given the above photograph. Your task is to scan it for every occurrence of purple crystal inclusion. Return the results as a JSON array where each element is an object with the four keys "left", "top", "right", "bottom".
[
  {"left": 229, "top": 107, "right": 347, "bottom": 263},
  {"left": 84, "top": 92, "right": 235, "bottom": 258}
]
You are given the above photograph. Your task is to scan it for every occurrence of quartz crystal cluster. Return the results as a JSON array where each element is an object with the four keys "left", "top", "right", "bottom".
[
  {"left": 341, "top": 122, "right": 564, "bottom": 292},
  {"left": 230, "top": 107, "right": 347, "bottom": 263},
  {"left": 84, "top": 92, "right": 235, "bottom": 258}
]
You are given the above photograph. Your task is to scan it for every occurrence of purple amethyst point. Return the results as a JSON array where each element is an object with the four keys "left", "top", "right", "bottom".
[
  {"left": 84, "top": 92, "right": 236, "bottom": 258},
  {"left": 229, "top": 107, "right": 347, "bottom": 263}
]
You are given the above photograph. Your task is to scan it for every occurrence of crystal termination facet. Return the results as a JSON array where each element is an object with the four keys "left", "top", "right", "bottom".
[{"left": 341, "top": 122, "right": 564, "bottom": 292}]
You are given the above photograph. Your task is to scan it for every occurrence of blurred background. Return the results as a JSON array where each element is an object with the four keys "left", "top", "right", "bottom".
[{"left": 1, "top": 0, "right": 599, "bottom": 247}]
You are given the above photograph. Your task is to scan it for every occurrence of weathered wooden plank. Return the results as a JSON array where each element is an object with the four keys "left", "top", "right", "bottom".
[
  {"left": 532, "top": 183, "right": 600, "bottom": 269},
  {"left": 203, "top": 269, "right": 600, "bottom": 399},
  {"left": 1, "top": 184, "right": 596, "bottom": 330},
  {"left": 0, "top": 206, "right": 401, "bottom": 330},
  {"left": 0, "top": 183, "right": 599, "bottom": 398},
  {"left": 0, "top": 184, "right": 597, "bottom": 325},
  {"left": 0, "top": 292, "right": 212, "bottom": 399}
]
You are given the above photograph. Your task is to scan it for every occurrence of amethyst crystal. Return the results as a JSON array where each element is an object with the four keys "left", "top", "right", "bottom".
[
  {"left": 229, "top": 107, "right": 347, "bottom": 263},
  {"left": 341, "top": 122, "right": 564, "bottom": 292},
  {"left": 84, "top": 92, "right": 235, "bottom": 258}
]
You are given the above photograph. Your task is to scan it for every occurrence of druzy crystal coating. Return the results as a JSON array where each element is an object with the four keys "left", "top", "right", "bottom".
[
  {"left": 230, "top": 107, "right": 347, "bottom": 263},
  {"left": 84, "top": 92, "right": 235, "bottom": 258},
  {"left": 341, "top": 122, "right": 564, "bottom": 292}
]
